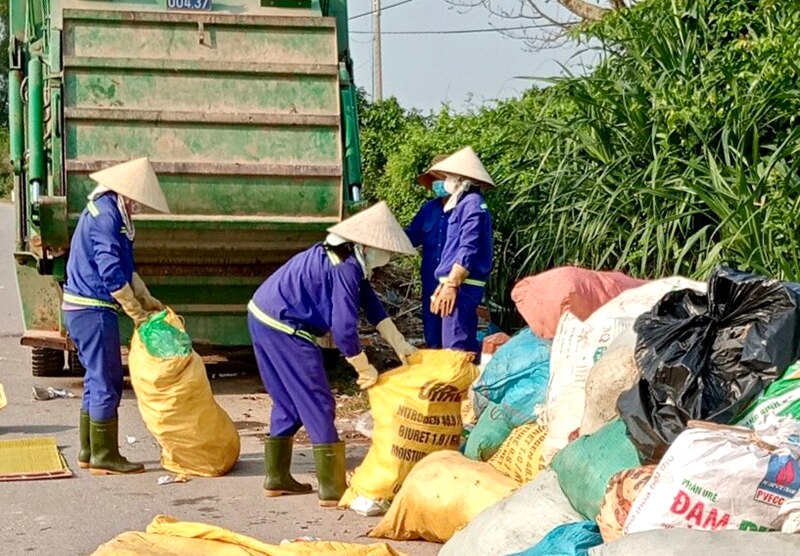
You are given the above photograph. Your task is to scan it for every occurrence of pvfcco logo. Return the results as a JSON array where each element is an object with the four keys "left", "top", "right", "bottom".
[{"left": 754, "top": 455, "right": 800, "bottom": 507}]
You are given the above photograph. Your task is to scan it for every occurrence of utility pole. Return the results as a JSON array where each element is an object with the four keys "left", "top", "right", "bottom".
[{"left": 372, "top": 0, "right": 383, "bottom": 101}]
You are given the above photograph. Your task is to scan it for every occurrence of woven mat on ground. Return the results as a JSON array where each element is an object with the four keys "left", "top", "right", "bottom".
[{"left": 0, "top": 436, "right": 72, "bottom": 481}]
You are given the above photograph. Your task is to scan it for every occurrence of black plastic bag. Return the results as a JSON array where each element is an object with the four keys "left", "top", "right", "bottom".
[{"left": 618, "top": 267, "right": 800, "bottom": 463}]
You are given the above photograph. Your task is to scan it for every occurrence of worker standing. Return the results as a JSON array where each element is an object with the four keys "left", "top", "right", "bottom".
[
  {"left": 405, "top": 155, "right": 450, "bottom": 348},
  {"left": 248, "top": 202, "right": 417, "bottom": 507},
  {"left": 63, "top": 158, "right": 170, "bottom": 475},
  {"left": 420, "top": 147, "right": 495, "bottom": 361}
]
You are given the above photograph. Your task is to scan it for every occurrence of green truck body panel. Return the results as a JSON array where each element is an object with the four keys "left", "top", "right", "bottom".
[{"left": 10, "top": 0, "right": 363, "bottom": 352}]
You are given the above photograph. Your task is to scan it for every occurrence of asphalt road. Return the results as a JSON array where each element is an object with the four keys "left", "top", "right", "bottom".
[{"left": 0, "top": 202, "right": 437, "bottom": 556}]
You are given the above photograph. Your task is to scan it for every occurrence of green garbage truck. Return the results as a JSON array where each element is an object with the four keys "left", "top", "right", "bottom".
[{"left": 8, "top": 0, "right": 364, "bottom": 375}]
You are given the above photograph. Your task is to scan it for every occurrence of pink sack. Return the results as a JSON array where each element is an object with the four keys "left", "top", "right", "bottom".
[{"left": 511, "top": 267, "right": 646, "bottom": 339}]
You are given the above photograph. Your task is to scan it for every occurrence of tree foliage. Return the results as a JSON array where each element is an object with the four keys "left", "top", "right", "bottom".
[{"left": 359, "top": 0, "right": 800, "bottom": 328}]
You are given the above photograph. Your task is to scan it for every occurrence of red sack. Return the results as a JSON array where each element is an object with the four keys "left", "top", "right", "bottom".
[{"left": 511, "top": 267, "right": 646, "bottom": 339}]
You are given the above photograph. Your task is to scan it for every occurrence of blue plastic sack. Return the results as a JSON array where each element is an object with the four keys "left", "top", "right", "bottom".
[
  {"left": 509, "top": 521, "right": 602, "bottom": 556},
  {"left": 474, "top": 328, "right": 551, "bottom": 427}
]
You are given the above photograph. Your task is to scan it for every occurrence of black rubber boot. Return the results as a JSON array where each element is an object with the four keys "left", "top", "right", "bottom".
[
  {"left": 78, "top": 410, "right": 90, "bottom": 469},
  {"left": 89, "top": 417, "right": 145, "bottom": 475},
  {"left": 263, "top": 436, "right": 312, "bottom": 497},
  {"left": 313, "top": 441, "right": 347, "bottom": 507}
]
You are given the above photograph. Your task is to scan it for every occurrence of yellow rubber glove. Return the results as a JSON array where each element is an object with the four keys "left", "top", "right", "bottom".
[
  {"left": 131, "top": 272, "right": 163, "bottom": 312},
  {"left": 346, "top": 352, "right": 379, "bottom": 390},
  {"left": 110, "top": 283, "right": 150, "bottom": 326},
  {"left": 376, "top": 318, "right": 417, "bottom": 365}
]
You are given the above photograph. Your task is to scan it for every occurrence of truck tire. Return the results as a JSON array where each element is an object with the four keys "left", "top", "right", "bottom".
[
  {"left": 31, "top": 348, "right": 65, "bottom": 377},
  {"left": 68, "top": 351, "right": 86, "bottom": 377}
]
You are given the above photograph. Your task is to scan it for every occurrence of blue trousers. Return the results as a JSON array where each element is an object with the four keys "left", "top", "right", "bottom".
[
  {"left": 248, "top": 314, "right": 339, "bottom": 444},
  {"left": 64, "top": 309, "right": 124, "bottom": 421},
  {"left": 421, "top": 280, "right": 442, "bottom": 349},
  {"left": 442, "top": 284, "right": 483, "bottom": 361}
]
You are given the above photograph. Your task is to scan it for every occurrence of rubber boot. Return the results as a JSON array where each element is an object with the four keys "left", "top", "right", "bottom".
[
  {"left": 89, "top": 417, "right": 145, "bottom": 475},
  {"left": 78, "top": 410, "right": 90, "bottom": 469},
  {"left": 263, "top": 436, "right": 312, "bottom": 497},
  {"left": 313, "top": 441, "right": 347, "bottom": 507}
]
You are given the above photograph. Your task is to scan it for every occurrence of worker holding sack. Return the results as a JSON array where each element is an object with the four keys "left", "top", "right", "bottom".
[
  {"left": 405, "top": 154, "right": 450, "bottom": 349},
  {"left": 62, "top": 157, "right": 170, "bottom": 475},
  {"left": 418, "top": 147, "right": 495, "bottom": 360},
  {"left": 247, "top": 201, "right": 417, "bottom": 506}
]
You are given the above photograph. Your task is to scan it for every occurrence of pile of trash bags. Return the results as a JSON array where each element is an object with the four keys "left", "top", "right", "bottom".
[{"left": 358, "top": 266, "right": 800, "bottom": 555}]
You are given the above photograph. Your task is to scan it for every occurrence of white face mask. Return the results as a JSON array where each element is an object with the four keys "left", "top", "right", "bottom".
[{"left": 365, "top": 247, "right": 391, "bottom": 271}]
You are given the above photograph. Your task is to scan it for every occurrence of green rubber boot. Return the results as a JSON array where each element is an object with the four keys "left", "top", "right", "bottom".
[
  {"left": 89, "top": 417, "right": 145, "bottom": 475},
  {"left": 313, "top": 442, "right": 347, "bottom": 507},
  {"left": 78, "top": 410, "right": 90, "bottom": 469},
  {"left": 263, "top": 436, "right": 312, "bottom": 497}
]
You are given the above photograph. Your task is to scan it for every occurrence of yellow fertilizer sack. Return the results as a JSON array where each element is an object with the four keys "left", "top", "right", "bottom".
[
  {"left": 128, "top": 309, "right": 240, "bottom": 477},
  {"left": 340, "top": 350, "right": 479, "bottom": 508},
  {"left": 369, "top": 451, "right": 519, "bottom": 543},
  {"left": 92, "top": 515, "right": 406, "bottom": 556},
  {"left": 0, "top": 383, "right": 6, "bottom": 410},
  {"left": 488, "top": 423, "right": 548, "bottom": 484}
]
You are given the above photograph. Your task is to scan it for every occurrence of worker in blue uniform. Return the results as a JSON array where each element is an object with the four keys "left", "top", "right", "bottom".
[
  {"left": 405, "top": 155, "right": 450, "bottom": 348},
  {"left": 62, "top": 158, "right": 170, "bottom": 475},
  {"left": 419, "top": 147, "right": 495, "bottom": 360},
  {"left": 248, "top": 201, "right": 417, "bottom": 506}
]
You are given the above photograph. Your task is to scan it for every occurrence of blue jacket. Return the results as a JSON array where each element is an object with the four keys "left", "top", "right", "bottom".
[
  {"left": 435, "top": 191, "right": 493, "bottom": 285},
  {"left": 405, "top": 199, "right": 449, "bottom": 297},
  {"left": 250, "top": 243, "right": 388, "bottom": 358},
  {"left": 64, "top": 193, "right": 135, "bottom": 308}
]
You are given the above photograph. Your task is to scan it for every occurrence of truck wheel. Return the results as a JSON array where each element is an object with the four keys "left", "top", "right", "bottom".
[
  {"left": 31, "top": 348, "right": 65, "bottom": 377},
  {"left": 68, "top": 351, "right": 86, "bottom": 377}
]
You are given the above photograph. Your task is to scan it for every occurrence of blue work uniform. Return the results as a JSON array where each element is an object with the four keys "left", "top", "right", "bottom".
[
  {"left": 62, "top": 193, "right": 134, "bottom": 421},
  {"left": 434, "top": 191, "right": 493, "bottom": 357},
  {"left": 405, "top": 199, "right": 449, "bottom": 348},
  {"left": 247, "top": 243, "right": 388, "bottom": 444}
]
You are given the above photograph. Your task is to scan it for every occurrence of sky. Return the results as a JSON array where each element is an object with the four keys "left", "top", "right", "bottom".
[{"left": 346, "top": 0, "right": 592, "bottom": 112}]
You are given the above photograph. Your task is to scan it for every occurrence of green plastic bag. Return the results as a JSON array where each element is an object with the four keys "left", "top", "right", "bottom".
[
  {"left": 551, "top": 419, "right": 641, "bottom": 520},
  {"left": 464, "top": 402, "right": 514, "bottom": 461},
  {"left": 138, "top": 310, "right": 193, "bottom": 358},
  {"left": 735, "top": 361, "right": 800, "bottom": 427}
]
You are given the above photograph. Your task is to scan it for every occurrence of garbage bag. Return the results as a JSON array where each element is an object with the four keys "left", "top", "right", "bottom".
[
  {"left": 619, "top": 267, "right": 800, "bottom": 463},
  {"left": 581, "top": 330, "right": 639, "bottom": 436},
  {"left": 464, "top": 402, "right": 514, "bottom": 461},
  {"left": 472, "top": 328, "right": 551, "bottom": 427},
  {"left": 440, "top": 469, "right": 582, "bottom": 556},
  {"left": 544, "top": 278, "right": 706, "bottom": 463},
  {"left": 368, "top": 451, "right": 518, "bottom": 543},
  {"left": 512, "top": 267, "right": 646, "bottom": 340},
  {"left": 623, "top": 419, "right": 800, "bottom": 535},
  {"left": 339, "top": 350, "right": 478, "bottom": 509},
  {"left": 509, "top": 522, "right": 602, "bottom": 556},
  {"left": 138, "top": 310, "right": 192, "bottom": 358},
  {"left": 588, "top": 530, "right": 800, "bottom": 556},
  {"left": 736, "top": 361, "right": 800, "bottom": 428},
  {"left": 596, "top": 465, "right": 656, "bottom": 542},
  {"left": 92, "top": 515, "right": 406, "bottom": 556},
  {"left": 488, "top": 423, "right": 547, "bottom": 484},
  {"left": 128, "top": 309, "right": 240, "bottom": 477},
  {"left": 550, "top": 419, "right": 641, "bottom": 520}
]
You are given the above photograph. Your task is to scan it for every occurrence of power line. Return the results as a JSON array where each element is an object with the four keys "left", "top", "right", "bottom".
[
  {"left": 351, "top": 24, "right": 553, "bottom": 35},
  {"left": 349, "top": 0, "right": 417, "bottom": 20}
]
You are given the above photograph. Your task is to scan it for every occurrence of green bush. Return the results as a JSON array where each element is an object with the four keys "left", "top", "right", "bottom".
[
  {"left": 0, "top": 130, "right": 11, "bottom": 199},
  {"left": 359, "top": 0, "right": 800, "bottom": 328}
]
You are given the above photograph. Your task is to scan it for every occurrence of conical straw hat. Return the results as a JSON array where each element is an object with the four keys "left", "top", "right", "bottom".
[
  {"left": 417, "top": 146, "right": 495, "bottom": 189},
  {"left": 327, "top": 201, "right": 415, "bottom": 255},
  {"left": 89, "top": 158, "right": 170, "bottom": 214}
]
